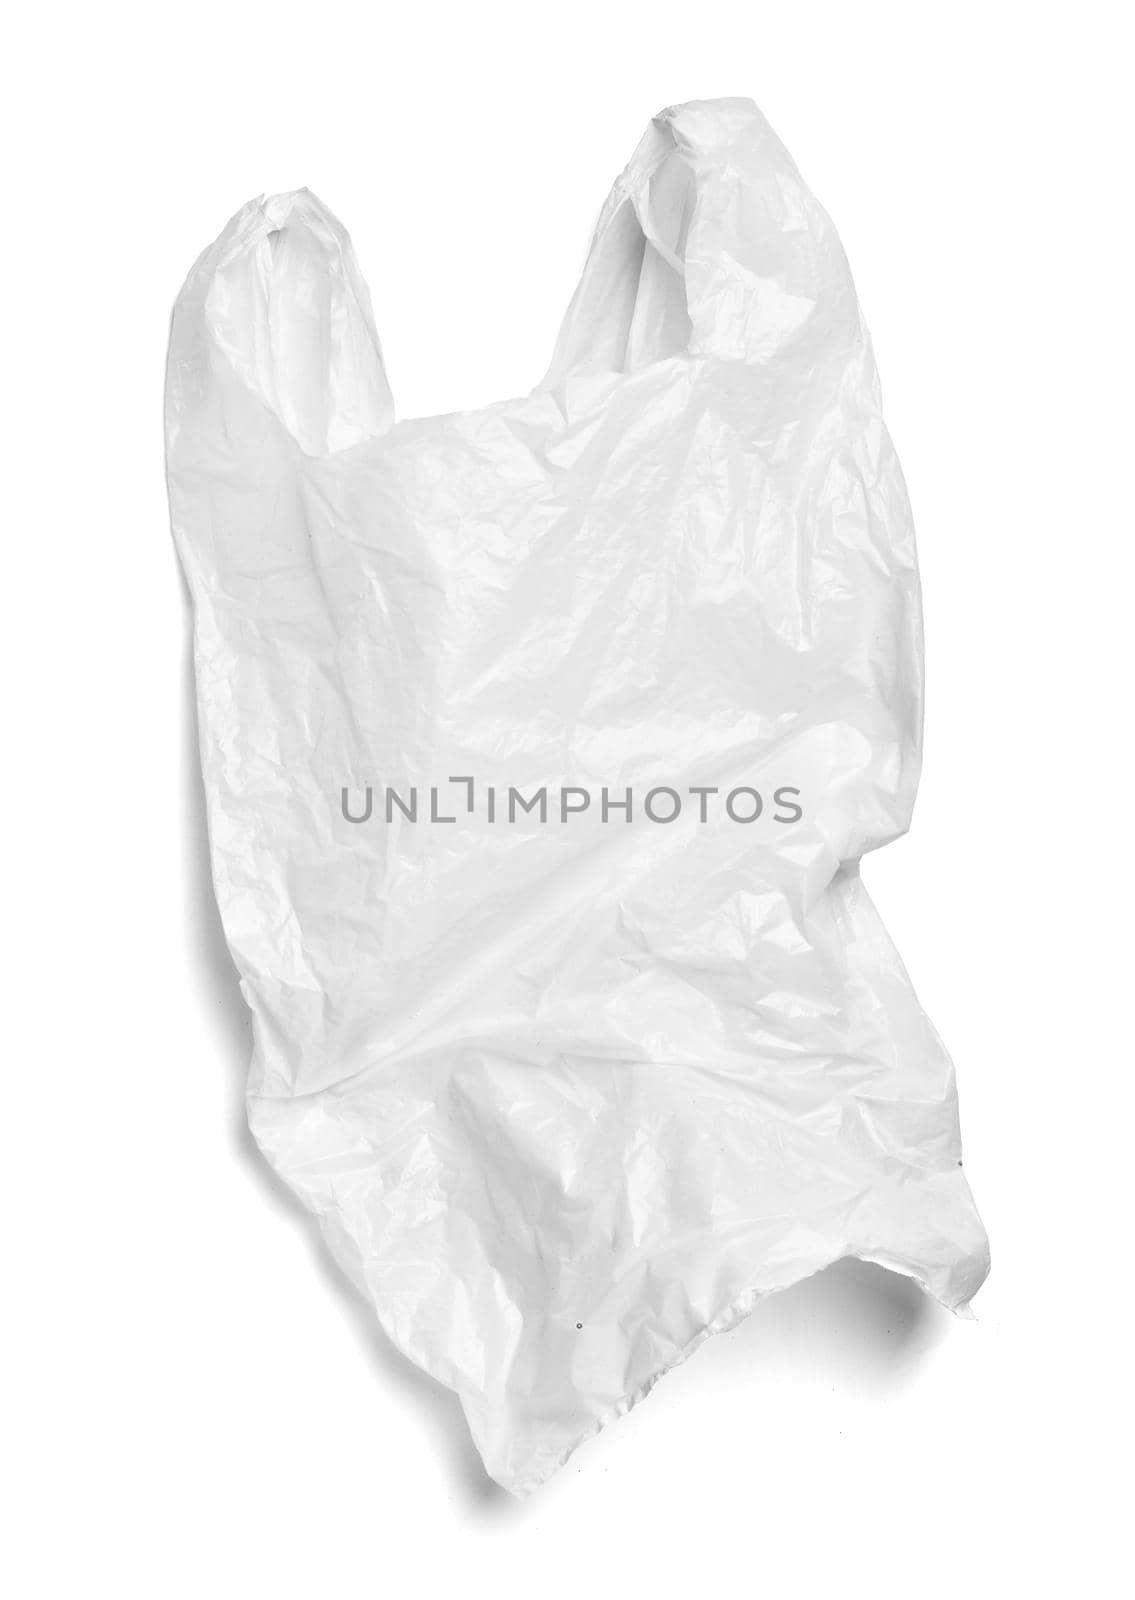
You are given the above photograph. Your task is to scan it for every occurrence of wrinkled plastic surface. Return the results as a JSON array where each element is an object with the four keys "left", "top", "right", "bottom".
[{"left": 166, "top": 98, "right": 989, "bottom": 1495}]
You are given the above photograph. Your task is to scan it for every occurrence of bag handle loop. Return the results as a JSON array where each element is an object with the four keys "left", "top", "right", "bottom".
[
  {"left": 543, "top": 99, "right": 860, "bottom": 389},
  {"left": 200, "top": 189, "right": 395, "bottom": 456}
]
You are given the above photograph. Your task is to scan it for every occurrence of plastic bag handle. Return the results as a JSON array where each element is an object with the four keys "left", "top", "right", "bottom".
[
  {"left": 175, "top": 189, "right": 395, "bottom": 457},
  {"left": 543, "top": 99, "right": 861, "bottom": 386}
]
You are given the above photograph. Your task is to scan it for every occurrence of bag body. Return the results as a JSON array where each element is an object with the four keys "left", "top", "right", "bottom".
[{"left": 166, "top": 97, "right": 988, "bottom": 1495}]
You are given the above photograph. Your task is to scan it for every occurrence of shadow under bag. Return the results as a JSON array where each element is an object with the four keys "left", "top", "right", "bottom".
[{"left": 166, "top": 97, "right": 989, "bottom": 1495}]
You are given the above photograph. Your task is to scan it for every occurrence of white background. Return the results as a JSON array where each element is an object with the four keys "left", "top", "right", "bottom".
[{"left": 6, "top": 3, "right": 1132, "bottom": 1595}]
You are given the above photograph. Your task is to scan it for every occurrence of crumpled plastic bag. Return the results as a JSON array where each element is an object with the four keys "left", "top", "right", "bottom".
[{"left": 166, "top": 96, "right": 989, "bottom": 1496}]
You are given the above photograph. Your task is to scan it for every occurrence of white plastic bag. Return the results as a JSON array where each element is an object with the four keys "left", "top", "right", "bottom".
[{"left": 166, "top": 97, "right": 989, "bottom": 1495}]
